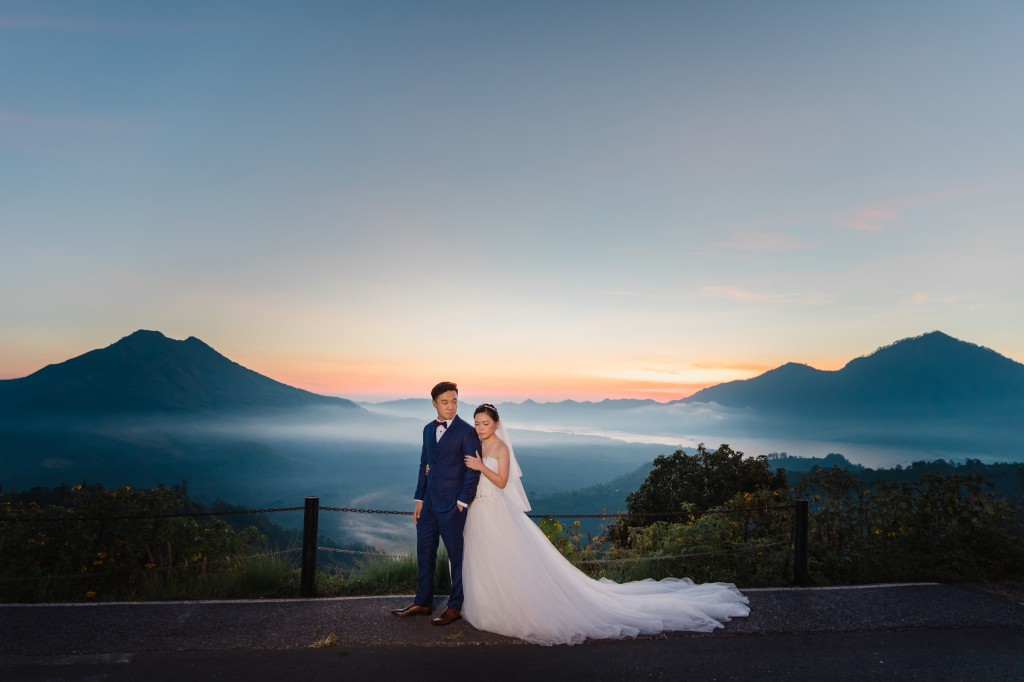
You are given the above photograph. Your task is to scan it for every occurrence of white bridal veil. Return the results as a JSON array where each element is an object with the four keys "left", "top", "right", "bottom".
[{"left": 495, "top": 420, "right": 531, "bottom": 512}]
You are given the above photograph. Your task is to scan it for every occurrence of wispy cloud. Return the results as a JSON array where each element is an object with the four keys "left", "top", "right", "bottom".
[
  {"left": 836, "top": 206, "right": 900, "bottom": 233},
  {"left": 598, "top": 365, "right": 766, "bottom": 386},
  {"left": 907, "top": 292, "right": 930, "bottom": 304},
  {"left": 699, "top": 285, "right": 826, "bottom": 304},
  {"left": 720, "top": 204, "right": 903, "bottom": 235},
  {"left": 902, "top": 292, "right": 963, "bottom": 305}
]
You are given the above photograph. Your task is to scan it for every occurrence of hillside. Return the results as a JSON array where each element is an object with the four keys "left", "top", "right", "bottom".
[
  {"left": 679, "top": 332, "right": 1024, "bottom": 424},
  {"left": 4, "top": 328, "right": 1023, "bottom": 545},
  {"left": 0, "top": 330, "right": 361, "bottom": 413}
]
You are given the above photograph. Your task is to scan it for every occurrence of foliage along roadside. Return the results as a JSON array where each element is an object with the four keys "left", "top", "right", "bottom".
[
  {"left": 534, "top": 445, "right": 1024, "bottom": 587},
  {"left": 4, "top": 445, "right": 1023, "bottom": 602},
  {"left": 0, "top": 483, "right": 370, "bottom": 602}
]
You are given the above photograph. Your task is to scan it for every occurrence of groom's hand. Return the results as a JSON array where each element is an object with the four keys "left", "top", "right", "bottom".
[{"left": 413, "top": 500, "right": 423, "bottom": 525}]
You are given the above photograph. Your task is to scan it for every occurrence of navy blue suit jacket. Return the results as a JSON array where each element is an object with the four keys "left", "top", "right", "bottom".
[{"left": 414, "top": 415, "right": 481, "bottom": 513}]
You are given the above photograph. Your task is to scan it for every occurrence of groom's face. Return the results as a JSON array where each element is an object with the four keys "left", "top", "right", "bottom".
[{"left": 433, "top": 390, "right": 458, "bottom": 421}]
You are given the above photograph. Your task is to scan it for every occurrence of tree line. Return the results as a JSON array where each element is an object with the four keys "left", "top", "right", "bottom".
[
  {"left": 4, "top": 446, "right": 1023, "bottom": 601},
  {"left": 554, "top": 445, "right": 1024, "bottom": 586}
]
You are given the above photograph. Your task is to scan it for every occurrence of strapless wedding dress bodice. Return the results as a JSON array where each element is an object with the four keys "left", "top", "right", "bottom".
[
  {"left": 471, "top": 456, "right": 503, "bottom": 501},
  {"left": 461, "top": 456, "right": 749, "bottom": 646}
]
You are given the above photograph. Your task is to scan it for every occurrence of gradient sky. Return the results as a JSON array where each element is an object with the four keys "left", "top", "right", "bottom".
[{"left": 2, "top": 1, "right": 1023, "bottom": 401}]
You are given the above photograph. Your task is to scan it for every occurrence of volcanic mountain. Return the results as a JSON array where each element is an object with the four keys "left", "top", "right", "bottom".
[
  {"left": 677, "top": 331, "right": 1024, "bottom": 427},
  {"left": 0, "top": 330, "right": 360, "bottom": 414}
]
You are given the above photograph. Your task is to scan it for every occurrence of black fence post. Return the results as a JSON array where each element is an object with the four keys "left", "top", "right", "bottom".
[
  {"left": 794, "top": 499, "right": 809, "bottom": 586},
  {"left": 300, "top": 496, "right": 319, "bottom": 598}
]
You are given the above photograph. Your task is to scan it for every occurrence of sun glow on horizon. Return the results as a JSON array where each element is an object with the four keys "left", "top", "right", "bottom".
[{"left": 252, "top": 357, "right": 781, "bottom": 403}]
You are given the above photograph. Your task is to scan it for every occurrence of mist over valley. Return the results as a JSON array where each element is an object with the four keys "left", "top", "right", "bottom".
[{"left": 2, "top": 329, "right": 1022, "bottom": 548}]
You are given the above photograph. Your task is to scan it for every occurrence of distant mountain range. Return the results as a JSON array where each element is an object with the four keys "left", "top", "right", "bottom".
[
  {"left": 0, "top": 330, "right": 361, "bottom": 413},
  {"left": 0, "top": 331, "right": 669, "bottom": 544},
  {"left": 678, "top": 331, "right": 1024, "bottom": 423},
  {"left": 8, "top": 329, "right": 1020, "bottom": 426},
  {"left": 371, "top": 331, "right": 1024, "bottom": 458},
  {"left": 3, "top": 328, "right": 1023, "bottom": 524}
]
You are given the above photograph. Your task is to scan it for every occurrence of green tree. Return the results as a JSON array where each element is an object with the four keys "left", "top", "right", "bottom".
[
  {"left": 0, "top": 484, "right": 271, "bottom": 602},
  {"left": 798, "top": 467, "right": 1024, "bottom": 584},
  {"left": 608, "top": 444, "right": 787, "bottom": 544}
]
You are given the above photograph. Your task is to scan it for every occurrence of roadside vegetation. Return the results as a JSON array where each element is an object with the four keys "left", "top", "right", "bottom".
[{"left": 3, "top": 447, "right": 1022, "bottom": 602}]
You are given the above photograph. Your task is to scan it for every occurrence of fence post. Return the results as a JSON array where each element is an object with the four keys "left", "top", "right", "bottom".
[
  {"left": 300, "top": 496, "right": 319, "bottom": 598},
  {"left": 793, "top": 499, "right": 809, "bottom": 586}
]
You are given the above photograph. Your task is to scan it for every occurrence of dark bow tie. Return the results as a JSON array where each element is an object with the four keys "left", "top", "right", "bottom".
[{"left": 435, "top": 420, "right": 447, "bottom": 429}]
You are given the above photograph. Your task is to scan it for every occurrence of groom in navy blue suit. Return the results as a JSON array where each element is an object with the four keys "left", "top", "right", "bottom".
[{"left": 391, "top": 381, "right": 481, "bottom": 626}]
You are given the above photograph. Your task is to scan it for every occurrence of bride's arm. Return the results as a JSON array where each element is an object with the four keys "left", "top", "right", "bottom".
[{"left": 464, "top": 443, "right": 510, "bottom": 489}]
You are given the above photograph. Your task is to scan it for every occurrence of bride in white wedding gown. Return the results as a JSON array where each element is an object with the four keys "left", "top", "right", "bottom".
[{"left": 460, "top": 404, "right": 750, "bottom": 646}]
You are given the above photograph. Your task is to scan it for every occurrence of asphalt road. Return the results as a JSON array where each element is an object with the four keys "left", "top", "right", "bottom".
[{"left": 2, "top": 583, "right": 1023, "bottom": 681}]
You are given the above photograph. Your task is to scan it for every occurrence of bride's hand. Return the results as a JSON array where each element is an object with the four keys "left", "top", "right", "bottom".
[{"left": 464, "top": 451, "right": 484, "bottom": 471}]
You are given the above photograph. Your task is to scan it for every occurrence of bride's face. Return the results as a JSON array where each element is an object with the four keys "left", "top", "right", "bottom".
[{"left": 474, "top": 414, "right": 498, "bottom": 440}]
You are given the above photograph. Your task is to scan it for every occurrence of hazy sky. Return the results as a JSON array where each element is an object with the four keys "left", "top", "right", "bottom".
[{"left": 2, "top": 1, "right": 1022, "bottom": 401}]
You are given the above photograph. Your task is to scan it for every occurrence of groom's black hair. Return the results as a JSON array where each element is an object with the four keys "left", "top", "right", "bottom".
[{"left": 431, "top": 381, "right": 459, "bottom": 400}]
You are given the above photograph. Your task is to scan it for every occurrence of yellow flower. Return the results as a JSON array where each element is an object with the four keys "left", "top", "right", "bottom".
[
  {"left": 85, "top": 591, "right": 96, "bottom": 599},
  {"left": 573, "top": 521, "right": 580, "bottom": 527},
  {"left": 71, "top": 485, "right": 83, "bottom": 492},
  {"left": 96, "top": 551, "right": 107, "bottom": 559},
  {"left": 144, "top": 563, "right": 156, "bottom": 569}
]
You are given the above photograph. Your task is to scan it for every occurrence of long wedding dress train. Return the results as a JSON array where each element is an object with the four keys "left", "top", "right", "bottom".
[{"left": 461, "top": 456, "right": 750, "bottom": 646}]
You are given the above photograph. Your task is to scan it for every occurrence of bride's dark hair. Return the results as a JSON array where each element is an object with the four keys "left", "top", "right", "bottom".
[{"left": 474, "top": 403, "right": 500, "bottom": 421}]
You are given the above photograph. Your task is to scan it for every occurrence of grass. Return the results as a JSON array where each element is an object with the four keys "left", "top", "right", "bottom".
[
  {"left": 305, "top": 633, "right": 338, "bottom": 648},
  {"left": 322, "top": 549, "right": 451, "bottom": 597},
  {"left": 124, "top": 552, "right": 300, "bottom": 601},
  {"left": 5, "top": 540, "right": 780, "bottom": 602}
]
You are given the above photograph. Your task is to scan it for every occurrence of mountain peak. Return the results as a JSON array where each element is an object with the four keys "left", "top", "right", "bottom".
[
  {"left": 843, "top": 331, "right": 1009, "bottom": 375},
  {"left": 682, "top": 330, "right": 1024, "bottom": 419},
  {"left": 871, "top": 330, "right": 959, "bottom": 351},
  {"left": 765, "top": 362, "right": 818, "bottom": 375},
  {"left": 0, "top": 331, "right": 360, "bottom": 413},
  {"left": 121, "top": 329, "right": 169, "bottom": 341}
]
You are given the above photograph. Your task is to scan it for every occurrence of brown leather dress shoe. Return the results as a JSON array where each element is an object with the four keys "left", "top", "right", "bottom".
[
  {"left": 431, "top": 607, "right": 462, "bottom": 626},
  {"left": 391, "top": 603, "right": 433, "bottom": 617}
]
